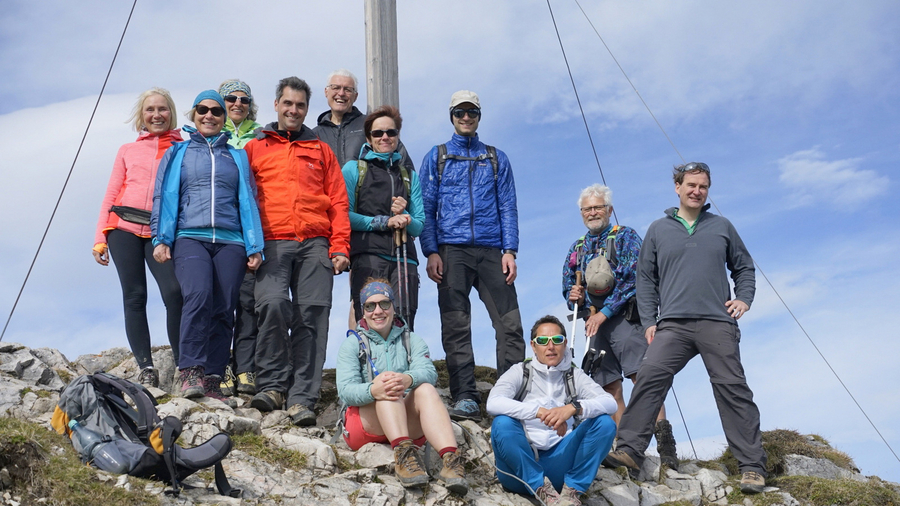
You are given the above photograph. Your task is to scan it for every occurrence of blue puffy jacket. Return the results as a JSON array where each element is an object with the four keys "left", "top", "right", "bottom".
[
  {"left": 419, "top": 133, "right": 518, "bottom": 256},
  {"left": 150, "top": 127, "right": 264, "bottom": 256}
]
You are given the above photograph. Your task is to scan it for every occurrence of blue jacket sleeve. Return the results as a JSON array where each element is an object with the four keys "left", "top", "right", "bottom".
[
  {"left": 419, "top": 147, "right": 440, "bottom": 256},
  {"left": 404, "top": 169, "right": 425, "bottom": 238},
  {"left": 336, "top": 336, "right": 375, "bottom": 407},
  {"left": 234, "top": 147, "right": 264, "bottom": 256},
  {"left": 151, "top": 145, "right": 179, "bottom": 247},
  {"left": 495, "top": 149, "right": 519, "bottom": 252}
]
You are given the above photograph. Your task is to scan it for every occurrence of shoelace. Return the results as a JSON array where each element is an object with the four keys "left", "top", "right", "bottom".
[
  {"left": 399, "top": 445, "right": 423, "bottom": 472},
  {"left": 443, "top": 453, "right": 464, "bottom": 475}
]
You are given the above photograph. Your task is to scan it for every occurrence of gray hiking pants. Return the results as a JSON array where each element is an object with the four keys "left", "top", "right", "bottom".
[
  {"left": 437, "top": 245, "right": 524, "bottom": 402},
  {"left": 617, "top": 319, "right": 767, "bottom": 475}
]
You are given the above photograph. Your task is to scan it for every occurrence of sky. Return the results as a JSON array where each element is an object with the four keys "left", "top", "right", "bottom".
[{"left": 2, "top": 0, "right": 899, "bottom": 483}]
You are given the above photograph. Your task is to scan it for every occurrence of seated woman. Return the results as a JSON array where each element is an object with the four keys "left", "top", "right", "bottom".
[
  {"left": 336, "top": 279, "right": 467, "bottom": 495},
  {"left": 151, "top": 90, "right": 264, "bottom": 407}
]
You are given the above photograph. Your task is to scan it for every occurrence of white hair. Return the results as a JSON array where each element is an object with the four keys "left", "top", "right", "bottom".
[
  {"left": 577, "top": 184, "right": 613, "bottom": 208},
  {"left": 327, "top": 69, "right": 358, "bottom": 89}
]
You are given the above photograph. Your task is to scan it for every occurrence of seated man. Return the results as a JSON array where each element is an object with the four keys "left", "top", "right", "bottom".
[{"left": 487, "top": 315, "right": 617, "bottom": 506}]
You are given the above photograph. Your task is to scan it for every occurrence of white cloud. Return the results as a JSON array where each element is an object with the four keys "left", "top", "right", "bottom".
[{"left": 777, "top": 147, "right": 889, "bottom": 207}]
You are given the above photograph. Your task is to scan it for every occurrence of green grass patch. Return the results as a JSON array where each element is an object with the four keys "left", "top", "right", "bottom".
[
  {"left": 56, "top": 368, "right": 73, "bottom": 384},
  {"left": 0, "top": 417, "right": 157, "bottom": 505},
  {"left": 773, "top": 475, "right": 900, "bottom": 506},
  {"left": 20, "top": 387, "right": 53, "bottom": 399},
  {"left": 232, "top": 433, "right": 308, "bottom": 471}
]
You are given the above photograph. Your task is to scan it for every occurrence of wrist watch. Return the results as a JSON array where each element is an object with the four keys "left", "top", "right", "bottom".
[
  {"left": 571, "top": 399, "right": 582, "bottom": 416},
  {"left": 503, "top": 249, "right": 517, "bottom": 258}
]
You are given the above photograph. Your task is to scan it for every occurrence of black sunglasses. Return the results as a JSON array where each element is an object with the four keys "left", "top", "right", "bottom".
[
  {"left": 451, "top": 107, "right": 481, "bottom": 119},
  {"left": 678, "top": 162, "right": 710, "bottom": 173},
  {"left": 370, "top": 129, "right": 399, "bottom": 138},
  {"left": 196, "top": 105, "right": 225, "bottom": 117},
  {"left": 224, "top": 95, "right": 251, "bottom": 105},
  {"left": 363, "top": 300, "right": 393, "bottom": 312}
]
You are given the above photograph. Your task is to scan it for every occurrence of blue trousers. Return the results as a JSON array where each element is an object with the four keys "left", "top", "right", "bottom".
[
  {"left": 491, "top": 414, "right": 616, "bottom": 494},
  {"left": 173, "top": 238, "right": 247, "bottom": 377}
]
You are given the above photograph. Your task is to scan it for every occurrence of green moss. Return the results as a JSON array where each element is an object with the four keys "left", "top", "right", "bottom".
[
  {"left": 774, "top": 475, "right": 900, "bottom": 506},
  {"left": 232, "top": 433, "right": 308, "bottom": 471},
  {"left": 0, "top": 417, "right": 157, "bottom": 505},
  {"left": 56, "top": 368, "right": 73, "bottom": 384},
  {"left": 19, "top": 387, "right": 52, "bottom": 399}
]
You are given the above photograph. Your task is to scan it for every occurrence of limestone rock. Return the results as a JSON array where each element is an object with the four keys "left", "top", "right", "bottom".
[{"left": 783, "top": 453, "right": 866, "bottom": 482}]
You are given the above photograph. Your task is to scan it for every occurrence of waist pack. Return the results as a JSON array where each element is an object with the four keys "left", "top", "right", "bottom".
[
  {"left": 51, "top": 372, "right": 239, "bottom": 497},
  {"left": 110, "top": 205, "right": 152, "bottom": 226}
]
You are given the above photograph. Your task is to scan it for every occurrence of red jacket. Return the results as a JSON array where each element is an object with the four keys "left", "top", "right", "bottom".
[
  {"left": 244, "top": 124, "right": 350, "bottom": 257},
  {"left": 94, "top": 129, "right": 183, "bottom": 245}
]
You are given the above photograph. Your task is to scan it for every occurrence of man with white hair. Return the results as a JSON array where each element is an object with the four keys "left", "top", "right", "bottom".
[
  {"left": 313, "top": 69, "right": 414, "bottom": 171},
  {"left": 562, "top": 184, "right": 675, "bottom": 468}
]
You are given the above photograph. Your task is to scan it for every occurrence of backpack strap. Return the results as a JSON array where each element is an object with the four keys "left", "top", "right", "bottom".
[
  {"left": 604, "top": 225, "right": 621, "bottom": 266},
  {"left": 354, "top": 160, "right": 368, "bottom": 213},
  {"left": 436, "top": 144, "right": 498, "bottom": 183},
  {"left": 92, "top": 373, "right": 159, "bottom": 442},
  {"left": 514, "top": 359, "right": 534, "bottom": 402},
  {"left": 161, "top": 416, "right": 182, "bottom": 494},
  {"left": 436, "top": 144, "right": 448, "bottom": 183},
  {"left": 564, "top": 365, "right": 582, "bottom": 428}
]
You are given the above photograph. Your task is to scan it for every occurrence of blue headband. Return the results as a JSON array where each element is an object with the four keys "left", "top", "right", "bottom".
[
  {"left": 360, "top": 282, "right": 393, "bottom": 303},
  {"left": 193, "top": 89, "right": 226, "bottom": 110}
]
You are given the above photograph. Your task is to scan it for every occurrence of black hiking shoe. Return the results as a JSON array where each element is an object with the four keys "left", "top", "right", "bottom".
[
  {"left": 655, "top": 419, "right": 679, "bottom": 470},
  {"left": 137, "top": 367, "right": 159, "bottom": 388}
]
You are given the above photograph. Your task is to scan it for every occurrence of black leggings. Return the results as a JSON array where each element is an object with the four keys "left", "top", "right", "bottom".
[{"left": 107, "top": 229, "right": 183, "bottom": 368}]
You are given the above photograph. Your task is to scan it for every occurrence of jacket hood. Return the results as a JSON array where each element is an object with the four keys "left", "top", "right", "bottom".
[
  {"left": 356, "top": 316, "right": 407, "bottom": 343},
  {"left": 136, "top": 128, "right": 181, "bottom": 142},
  {"left": 316, "top": 106, "right": 363, "bottom": 127},
  {"left": 359, "top": 143, "right": 402, "bottom": 165},
  {"left": 182, "top": 125, "right": 229, "bottom": 147},
  {"left": 665, "top": 204, "right": 711, "bottom": 217}
]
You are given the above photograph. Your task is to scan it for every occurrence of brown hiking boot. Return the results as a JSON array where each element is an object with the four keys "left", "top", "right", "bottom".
[
  {"left": 438, "top": 451, "right": 468, "bottom": 495},
  {"left": 393, "top": 439, "right": 429, "bottom": 488},
  {"left": 250, "top": 390, "right": 284, "bottom": 412},
  {"left": 534, "top": 476, "right": 561, "bottom": 505},
  {"left": 740, "top": 471, "right": 766, "bottom": 494},
  {"left": 603, "top": 449, "right": 641, "bottom": 479},
  {"left": 654, "top": 419, "right": 679, "bottom": 470}
]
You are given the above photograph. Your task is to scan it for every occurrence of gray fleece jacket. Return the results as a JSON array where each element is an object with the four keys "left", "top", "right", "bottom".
[{"left": 636, "top": 205, "right": 755, "bottom": 330}]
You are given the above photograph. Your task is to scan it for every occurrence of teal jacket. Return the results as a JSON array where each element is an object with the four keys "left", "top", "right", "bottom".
[
  {"left": 336, "top": 319, "right": 437, "bottom": 407},
  {"left": 224, "top": 119, "right": 262, "bottom": 149}
]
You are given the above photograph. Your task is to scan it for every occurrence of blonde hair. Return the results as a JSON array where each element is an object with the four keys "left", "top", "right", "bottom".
[{"left": 128, "top": 87, "right": 178, "bottom": 132}]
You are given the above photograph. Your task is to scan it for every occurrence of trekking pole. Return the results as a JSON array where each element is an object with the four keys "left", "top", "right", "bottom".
[
  {"left": 394, "top": 229, "right": 404, "bottom": 316},
  {"left": 582, "top": 306, "right": 597, "bottom": 368},
  {"left": 570, "top": 271, "right": 582, "bottom": 361},
  {"left": 400, "top": 228, "right": 412, "bottom": 327}
]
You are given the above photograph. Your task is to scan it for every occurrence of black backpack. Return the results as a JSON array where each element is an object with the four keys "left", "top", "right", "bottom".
[{"left": 51, "top": 372, "right": 239, "bottom": 497}]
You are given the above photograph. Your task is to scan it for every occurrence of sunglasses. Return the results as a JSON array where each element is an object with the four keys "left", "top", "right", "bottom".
[
  {"left": 196, "top": 105, "right": 225, "bottom": 117},
  {"left": 363, "top": 300, "right": 393, "bottom": 313},
  {"left": 224, "top": 95, "right": 251, "bottom": 105},
  {"left": 451, "top": 107, "right": 481, "bottom": 119},
  {"left": 370, "top": 129, "right": 399, "bottom": 138},
  {"left": 532, "top": 335, "right": 565, "bottom": 346},
  {"left": 678, "top": 162, "right": 710, "bottom": 173}
]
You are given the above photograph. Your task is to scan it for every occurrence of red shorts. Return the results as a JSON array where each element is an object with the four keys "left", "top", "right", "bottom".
[{"left": 342, "top": 405, "right": 426, "bottom": 451}]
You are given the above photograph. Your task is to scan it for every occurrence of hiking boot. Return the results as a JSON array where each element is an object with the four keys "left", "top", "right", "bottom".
[
  {"left": 534, "top": 476, "right": 560, "bottom": 505},
  {"left": 740, "top": 471, "right": 766, "bottom": 494},
  {"left": 203, "top": 375, "right": 238, "bottom": 408},
  {"left": 179, "top": 366, "right": 205, "bottom": 399},
  {"left": 559, "top": 484, "right": 582, "bottom": 506},
  {"left": 602, "top": 450, "right": 641, "bottom": 479},
  {"left": 137, "top": 367, "right": 159, "bottom": 388},
  {"left": 654, "top": 419, "right": 679, "bottom": 470},
  {"left": 447, "top": 399, "right": 482, "bottom": 422},
  {"left": 287, "top": 404, "right": 317, "bottom": 427},
  {"left": 220, "top": 365, "right": 236, "bottom": 397},
  {"left": 236, "top": 371, "right": 257, "bottom": 395},
  {"left": 250, "top": 390, "right": 284, "bottom": 412},
  {"left": 438, "top": 451, "right": 468, "bottom": 495},
  {"left": 393, "top": 439, "right": 429, "bottom": 488}
]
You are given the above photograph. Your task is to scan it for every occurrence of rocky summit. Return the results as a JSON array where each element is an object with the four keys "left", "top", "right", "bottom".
[{"left": 2, "top": 341, "right": 899, "bottom": 506}]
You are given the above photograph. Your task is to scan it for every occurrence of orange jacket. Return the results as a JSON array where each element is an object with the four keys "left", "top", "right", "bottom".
[{"left": 244, "top": 125, "right": 350, "bottom": 257}]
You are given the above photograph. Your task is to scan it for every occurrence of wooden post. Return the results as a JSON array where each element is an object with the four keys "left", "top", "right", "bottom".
[{"left": 364, "top": 0, "right": 399, "bottom": 112}]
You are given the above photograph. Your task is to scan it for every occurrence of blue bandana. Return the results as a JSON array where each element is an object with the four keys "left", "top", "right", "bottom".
[{"left": 360, "top": 281, "right": 393, "bottom": 303}]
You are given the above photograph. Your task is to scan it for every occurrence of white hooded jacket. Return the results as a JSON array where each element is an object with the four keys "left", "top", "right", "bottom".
[{"left": 486, "top": 351, "right": 617, "bottom": 450}]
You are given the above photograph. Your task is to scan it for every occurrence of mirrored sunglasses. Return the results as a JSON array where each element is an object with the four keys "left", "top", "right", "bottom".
[
  {"left": 451, "top": 107, "right": 481, "bottom": 119},
  {"left": 678, "top": 162, "right": 710, "bottom": 173},
  {"left": 532, "top": 335, "right": 565, "bottom": 346}
]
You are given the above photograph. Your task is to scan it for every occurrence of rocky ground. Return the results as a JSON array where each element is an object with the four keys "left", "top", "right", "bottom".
[{"left": 2, "top": 341, "right": 898, "bottom": 506}]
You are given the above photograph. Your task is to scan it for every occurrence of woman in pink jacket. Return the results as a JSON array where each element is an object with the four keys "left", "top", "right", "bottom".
[{"left": 92, "top": 87, "right": 184, "bottom": 388}]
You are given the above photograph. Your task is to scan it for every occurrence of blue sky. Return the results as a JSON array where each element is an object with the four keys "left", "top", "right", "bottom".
[{"left": 2, "top": 0, "right": 899, "bottom": 483}]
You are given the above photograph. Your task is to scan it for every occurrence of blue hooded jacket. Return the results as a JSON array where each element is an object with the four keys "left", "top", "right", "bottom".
[{"left": 419, "top": 133, "right": 519, "bottom": 256}]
